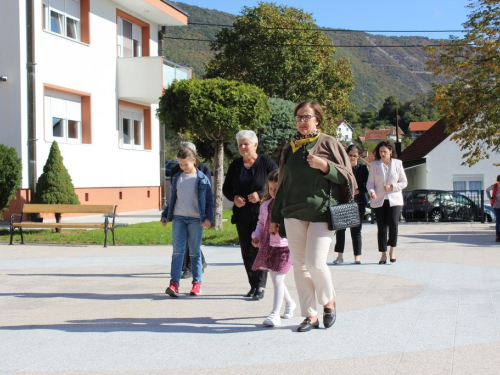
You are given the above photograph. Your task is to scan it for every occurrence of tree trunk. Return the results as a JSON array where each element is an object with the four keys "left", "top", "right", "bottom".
[
  {"left": 212, "top": 140, "right": 225, "bottom": 230},
  {"left": 55, "top": 213, "right": 61, "bottom": 233}
]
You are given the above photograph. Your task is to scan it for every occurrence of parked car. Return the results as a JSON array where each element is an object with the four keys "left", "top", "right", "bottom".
[
  {"left": 364, "top": 204, "right": 374, "bottom": 223},
  {"left": 164, "top": 160, "right": 179, "bottom": 177},
  {"left": 484, "top": 204, "right": 496, "bottom": 223},
  {"left": 403, "top": 189, "right": 493, "bottom": 222}
]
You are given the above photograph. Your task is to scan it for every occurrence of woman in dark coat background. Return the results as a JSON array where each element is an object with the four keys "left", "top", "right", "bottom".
[
  {"left": 223, "top": 130, "right": 278, "bottom": 300},
  {"left": 333, "top": 144, "right": 369, "bottom": 264}
]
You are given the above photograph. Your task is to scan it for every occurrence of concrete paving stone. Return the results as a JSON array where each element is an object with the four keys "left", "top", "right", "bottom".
[
  {"left": 396, "top": 348, "right": 454, "bottom": 375},
  {"left": 2, "top": 220, "right": 500, "bottom": 373}
]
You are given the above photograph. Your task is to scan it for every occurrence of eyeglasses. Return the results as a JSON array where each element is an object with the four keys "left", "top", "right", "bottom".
[
  {"left": 348, "top": 154, "right": 359, "bottom": 158},
  {"left": 294, "top": 115, "right": 316, "bottom": 122}
]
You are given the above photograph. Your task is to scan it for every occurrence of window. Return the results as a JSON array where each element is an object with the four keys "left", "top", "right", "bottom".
[
  {"left": 453, "top": 181, "right": 467, "bottom": 191},
  {"left": 119, "top": 106, "right": 144, "bottom": 149},
  {"left": 117, "top": 17, "right": 142, "bottom": 57},
  {"left": 45, "top": 92, "right": 82, "bottom": 144},
  {"left": 43, "top": 0, "right": 82, "bottom": 41},
  {"left": 453, "top": 176, "right": 484, "bottom": 192},
  {"left": 469, "top": 181, "right": 482, "bottom": 191}
]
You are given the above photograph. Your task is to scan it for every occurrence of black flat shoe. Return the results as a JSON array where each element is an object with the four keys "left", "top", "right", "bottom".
[
  {"left": 297, "top": 318, "right": 319, "bottom": 332},
  {"left": 245, "top": 288, "right": 256, "bottom": 297},
  {"left": 253, "top": 287, "right": 265, "bottom": 300},
  {"left": 323, "top": 302, "right": 336, "bottom": 328}
]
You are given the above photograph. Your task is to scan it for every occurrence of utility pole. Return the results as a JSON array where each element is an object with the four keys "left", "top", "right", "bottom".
[
  {"left": 26, "top": 0, "right": 37, "bottom": 200},
  {"left": 395, "top": 107, "right": 402, "bottom": 158}
]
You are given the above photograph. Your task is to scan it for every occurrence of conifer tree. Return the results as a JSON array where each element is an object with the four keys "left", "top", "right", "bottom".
[{"left": 33, "top": 141, "right": 80, "bottom": 224}]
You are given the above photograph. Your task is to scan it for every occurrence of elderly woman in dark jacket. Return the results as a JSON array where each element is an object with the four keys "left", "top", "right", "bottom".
[{"left": 223, "top": 130, "right": 278, "bottom": 300}]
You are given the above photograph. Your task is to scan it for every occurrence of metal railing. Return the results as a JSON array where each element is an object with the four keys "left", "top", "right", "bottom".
[{"left": 403, "top": 190, "right": 486, "bottom": 223}]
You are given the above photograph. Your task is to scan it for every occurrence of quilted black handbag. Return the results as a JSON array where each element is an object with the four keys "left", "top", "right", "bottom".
[{"left": 327, "top": 179, "right": 361, "bottom": 231}]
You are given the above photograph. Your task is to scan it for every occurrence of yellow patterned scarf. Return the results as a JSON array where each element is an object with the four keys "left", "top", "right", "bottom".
[{"left": 290, "top": 129, "right": 321, "bottom": 153}]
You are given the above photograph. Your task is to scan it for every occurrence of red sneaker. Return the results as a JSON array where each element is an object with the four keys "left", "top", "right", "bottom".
[
  {"left": 165, "top": 281, "right": 179, "bottom": 297},
  {"left": 190, "top": 281, "right": 202, "bottom": 296}
]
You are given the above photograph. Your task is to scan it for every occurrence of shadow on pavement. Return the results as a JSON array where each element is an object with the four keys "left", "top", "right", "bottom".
[{"left": 0, "top": 316, "right": 298, "bottom": 334}]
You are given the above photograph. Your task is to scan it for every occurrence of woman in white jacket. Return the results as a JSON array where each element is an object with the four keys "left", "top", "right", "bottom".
[{"left": 367, "top": 141, "right": 408, "bottom": 264}]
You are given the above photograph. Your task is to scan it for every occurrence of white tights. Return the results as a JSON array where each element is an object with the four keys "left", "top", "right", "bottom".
[{"left": 270, "top": 271, "right": 293, "bottom": 313}]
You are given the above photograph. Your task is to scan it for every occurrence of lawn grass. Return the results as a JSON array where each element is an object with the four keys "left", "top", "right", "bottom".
[{"left": 0, "top": 209, "right": 239, "bottom": 246}]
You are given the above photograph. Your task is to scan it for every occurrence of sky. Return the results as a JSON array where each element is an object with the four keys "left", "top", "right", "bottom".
[{"left": 175, "top": 0, "right": 472, "bottom": 39}]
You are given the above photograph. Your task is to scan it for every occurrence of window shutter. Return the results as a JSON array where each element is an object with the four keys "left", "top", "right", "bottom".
[
  {"left": 65, "top": 0, "right": 80, "bottom": 19},
  {"left": 122, "top": 19, "right": 133, "bottom": 57},
  {"left": 66, "top": 99, "right": 81, "bottom": 121},
  {"left": 50, "top": 0, "right": 65, "bottom": 12}
]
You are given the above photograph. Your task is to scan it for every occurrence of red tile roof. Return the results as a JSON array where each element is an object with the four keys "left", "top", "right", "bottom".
[
  {"left": 365, "top": 128, "right": 404, "bottom": 141},
  {"left": 400, "top": 119, "right": 451, "bottom": 162},
  {"left": 409, "top": 121, "right": 438, "bottom": 132}
]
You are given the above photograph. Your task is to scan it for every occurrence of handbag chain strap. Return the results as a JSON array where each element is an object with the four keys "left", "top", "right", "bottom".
[{"left": 329, "top": 177, "right": 355, "bottom": 206}]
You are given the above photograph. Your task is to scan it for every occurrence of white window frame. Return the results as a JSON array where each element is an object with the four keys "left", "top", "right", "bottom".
[
  {"left": 45, "top": 91, "right": 82, "bottom": 144},
  {"left": 43, "top": 0, "right": 81, "bottom": 42},
  {"left": 117, "top": 17, "right": 142, "bottom": 57},
  {"left": 119, "top": 106, "right": 144, "bottom": 150}
]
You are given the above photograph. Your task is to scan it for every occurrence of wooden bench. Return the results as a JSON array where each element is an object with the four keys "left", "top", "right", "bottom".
[{"left": 10, "top": 204, "right": 117, "bottom": 247}]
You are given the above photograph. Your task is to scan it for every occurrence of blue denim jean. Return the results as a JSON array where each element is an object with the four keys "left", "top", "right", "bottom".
[
  {"left": 171, "top": 216, "right": 204, "bottom": 284},
  {"left": 494, "top": 208, "right": 500, "bottom": 235}
]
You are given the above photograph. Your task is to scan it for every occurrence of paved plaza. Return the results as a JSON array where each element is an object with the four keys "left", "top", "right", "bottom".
[{"left": 1, "top": 217, "right": 500, "bottom": 374}]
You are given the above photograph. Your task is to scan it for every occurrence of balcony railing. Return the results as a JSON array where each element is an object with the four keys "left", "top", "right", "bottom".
[{"left": 163, "top": 59, "right": 192, "bottom": 88}]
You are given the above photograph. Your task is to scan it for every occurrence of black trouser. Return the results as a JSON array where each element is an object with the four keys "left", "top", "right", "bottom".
[
  {"left": 373, "top": 200, "right": 402, "bottom": 252},
  {"left": 334, "top": 203, "right": 365, "bottom": 256},
  {"left": 182, "top": 242, "right": 207, "bottom": 272},
  {"left": 236, "top": 220, "right": 267, "bottom": 289}
]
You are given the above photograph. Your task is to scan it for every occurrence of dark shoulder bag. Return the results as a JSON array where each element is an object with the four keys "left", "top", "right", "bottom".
[{"left": 327, "top": 179, "right": 361, "bottom": 231}]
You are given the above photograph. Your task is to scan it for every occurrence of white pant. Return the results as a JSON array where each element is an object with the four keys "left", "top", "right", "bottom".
[{"left": 284, "top": 218, "right": 335, "bottom": 317}]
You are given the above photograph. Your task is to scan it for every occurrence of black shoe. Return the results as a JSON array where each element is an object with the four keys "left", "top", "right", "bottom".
[
  {"left": 379, "top": 255, "right": 387, "bottom": 264},
  {"left": 390, "top": 258, "right": 396, "bottom": 263},
  {"left": 181, "top": 270, "right": 192, "bottom": 279},
  {"left": 245, "top": 288, "right": 256, "bottom": 297},
  {"left": 253, "top": 287, "right": 265, "bottom": 300},
  {"left": 323, "top": 302, "right": 336, "bottom": 328},
  {"left": 297, "top": 318, "right": 319, "bottom": 332}
]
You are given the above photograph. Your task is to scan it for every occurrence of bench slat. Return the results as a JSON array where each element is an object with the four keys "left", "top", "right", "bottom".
[
  {"left": 12, "top": 223, "right": 112, "bottom": 229},
  {"left": 21, "top": 204, "right": 116, "bottom": 214}
]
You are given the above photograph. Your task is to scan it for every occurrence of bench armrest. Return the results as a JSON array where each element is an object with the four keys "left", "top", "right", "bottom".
[
  {"left": 10, "top": 214, "right": 23, "bottom": 225},
  {"left": 104, "top": 213, "right": 116, "bottom": 227}
]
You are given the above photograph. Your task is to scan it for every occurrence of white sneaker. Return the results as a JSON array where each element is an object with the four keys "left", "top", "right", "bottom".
[
  {"left": 263, "top": 312, "right": 281, "bottom": 327},
  {"left": 282, "top": 300, "right": 296, "bottom": 319}
]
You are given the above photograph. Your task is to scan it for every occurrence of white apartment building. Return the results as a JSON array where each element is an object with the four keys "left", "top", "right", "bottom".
[{"left": 0, "top": 0, "right": 191, "bottom": 219}]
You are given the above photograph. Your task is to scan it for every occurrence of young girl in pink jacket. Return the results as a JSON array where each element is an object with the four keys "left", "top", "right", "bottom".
[{"left": 252, "top": 170, "right": 295, "bottom": 327}]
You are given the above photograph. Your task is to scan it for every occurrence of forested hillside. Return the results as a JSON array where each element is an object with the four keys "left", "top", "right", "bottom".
[{"left": 164, "top": 2, "right": 446, "bottom": 108}]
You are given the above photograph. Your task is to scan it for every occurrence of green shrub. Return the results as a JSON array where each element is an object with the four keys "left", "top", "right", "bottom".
[{"left": 0, "top": 144, "right": 22, "bottom": 219}]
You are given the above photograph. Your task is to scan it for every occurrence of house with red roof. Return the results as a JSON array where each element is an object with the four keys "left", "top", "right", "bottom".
[
  {"left": 400, "top": 119, "right": 499, "bottom": 195},
  {"left": 363, "top": 127, "right": 404, "bottom": 145},
  {"left": 409, "top": 121, "right": 437, "bottom": 141}
]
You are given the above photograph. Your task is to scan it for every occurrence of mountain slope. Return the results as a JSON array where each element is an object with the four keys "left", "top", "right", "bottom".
[{"left": 163, "top": 2, "right": 446, "bottom": 108}]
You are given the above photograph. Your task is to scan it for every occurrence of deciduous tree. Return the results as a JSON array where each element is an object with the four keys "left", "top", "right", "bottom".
[
  {"left": 257, "top": 98, "right": 297, "bottom": 163},
  {"left": 426, "top": 0, "right": 500, "bottom": 165},
  {"left": 157, "top": 78, "right": 270, "bottom": 230},
  {"left": 205, "top": 2, "right": 354, "bottom": 119},
  {"left": 0, "top": 144, "right": 22, "bottom": 219}
]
